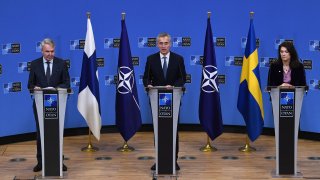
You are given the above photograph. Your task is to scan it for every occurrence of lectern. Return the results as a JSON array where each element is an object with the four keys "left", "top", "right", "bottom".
[
  {"left": 147, "top": 86, "right": 184, "bottom": 176},
  {"left": 32, "top": 88, "right": 70, "bottom": 178},
  {"left": 267, "top": 86, "right": 307, "bottom": 176}
]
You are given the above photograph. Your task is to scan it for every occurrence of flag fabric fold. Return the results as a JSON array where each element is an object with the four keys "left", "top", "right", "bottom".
[
  {"left": 116, "top": 19, "right": 142, "bottom": 142},
  {"left": 77, "top": 17, "right": 101, "bottom": 140},
  {"left": 237, "top": 18, "right": 264, "bottom": 142},
  {"left": 199, "top": 18, "right": 223, "bottom": 140}
]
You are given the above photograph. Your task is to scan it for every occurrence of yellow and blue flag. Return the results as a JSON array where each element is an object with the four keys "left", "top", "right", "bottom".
[{"left": 237, "top": 18, "right": 264, "bottom": 142}]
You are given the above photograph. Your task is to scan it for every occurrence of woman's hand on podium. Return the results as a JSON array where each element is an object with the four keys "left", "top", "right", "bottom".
[{"left": 280, "top": 83, "right": 292, "bottom": 87}]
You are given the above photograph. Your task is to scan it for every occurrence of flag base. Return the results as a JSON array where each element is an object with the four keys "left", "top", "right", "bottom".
[
  {"left": 200, "top": 143, "right": 217, "bottom": 152},
  {"left": 117, "top": 142, "right": 135, "bottom": 152},
  {"left": 81, "top": 143, "right": 99, "bottom": 152},
  {"left": 238, "top": 143, "right": 256, "bottom": 152}
]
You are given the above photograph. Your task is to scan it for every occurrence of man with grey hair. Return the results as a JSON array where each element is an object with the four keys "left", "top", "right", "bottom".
[
  {"left": 28, "top": 38, "right": 70, "bottom": 172},
  {"left": 143, "top": 32, "right": 186, "bottom": 171}
]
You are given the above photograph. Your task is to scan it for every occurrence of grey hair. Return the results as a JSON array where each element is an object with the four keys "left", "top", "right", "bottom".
[
  {"left": 41, "top": 38, "right": 55, "bottom": 49},
  {"left": 157, "top": 32, "right": 171, "bottom": 42}
]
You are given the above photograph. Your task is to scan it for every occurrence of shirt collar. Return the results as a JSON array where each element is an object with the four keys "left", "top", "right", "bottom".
[{"left": 160, "top": 52, "right": 170, "bottom": 59}]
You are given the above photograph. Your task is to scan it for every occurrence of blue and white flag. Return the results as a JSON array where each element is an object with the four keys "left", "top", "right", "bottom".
[
  {"left": 199, "top": 17, "right": 223, "bottom": 140},
  {"left": 77, "top": 17, "right": 101, "bottom": 140},
  {"left": 116, "top": 19, "right": 142, "bottom": 141}
]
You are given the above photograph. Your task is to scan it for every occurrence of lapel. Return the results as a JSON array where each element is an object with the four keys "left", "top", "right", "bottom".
[
  {"left": 37, "top": 58, "right": 46, "bottom": 77},
  {"left": 51, "top": 57, "right": 59, "bottom": 78},
  {"left": 155, "top": 53, "right": 165, "bottom": 80}
]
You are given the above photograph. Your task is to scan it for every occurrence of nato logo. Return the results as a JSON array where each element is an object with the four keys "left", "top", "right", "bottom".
[
  {"left": 309, "top": 40, "right": 319, "bottom": 51},
  {"left": 241, "top": 37, "right": 259, "bottom": 48},
  {"left": 2, "top": 43, "right": 21, "bottom": 54},
  {"left": 70, "top": 40, "right": 85, "bottom": 50},
  {"left": 104, "top": 38, "right": 120, "bottom": 48},
  {"left": 225, "top": 56, "right": 235, "bottom": 66},
  {"left": 173, "top": 37, "right": 183, "bottom": 47},
  {"left": 44, "top": 94, "right": 58, "bottom": 107},
  {"left": 18, "top": 62, "right": 28, "bottom": 73},
  {"left": 190, "top": 55, "right": 202, "bottom": 65},
  {"left": 3, "top": 83, "right": 13, "bottom": 94},
  {"left": 105, "top": 75, "right": 116, "bottom": 86},
  {"left": 104, "top": 38, "right": 114, "bottom": 48},
  {"left": 36, "top": 41, "right": 41, "bottom": 52},
  {"left": 3, "top": 82, "right": 21, "bottom": 94},
  {"left": 275, "top": 39, "right": 285, "bottom": 49},
  {"left": 139, "top": 75, "right": 144, "bottom": 85},
  {"left": 260, "top": 57, "right": 270, "bottom": 68},
  {"left": 201, "top": 65, "right": 219, "bottom": 93},
  {"left": 117, "top": 66, "right": 135, "bottom": 94},
  {"left": 309, "top": 79, "right": 320, "bottom": 90},
  {"left": 138, "top": 37, "right": 148, "bottom": 48},
  {"left": 280, "top": 92, "right": 294, "bottom": 105},
  {"left": 71, "top": 77, "right": 80, "bottom": 87},
  {"left": 159, "top": 93, "right": 172, "bottom": 106}
]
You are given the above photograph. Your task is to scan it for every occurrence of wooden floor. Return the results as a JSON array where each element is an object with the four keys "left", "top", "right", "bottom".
[{"left": 1, "top": 132, "right": 320, "bottom": 180}]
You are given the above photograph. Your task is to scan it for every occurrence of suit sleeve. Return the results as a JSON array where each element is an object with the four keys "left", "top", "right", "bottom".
[
  {"left": 173, "top": 56, "right": 186, "bottom": 87},
  {"left": 143, "top": 57, "right": 152, "bottom": 87},
  {"left": 267, "top": 63, "right": 274, "bottom": 86},
  {"left": 297, "top": 63, "right": 307, "bottom": 86},
  {"left": 57, "top": 61, "right": 70, "bottom": 88},
  {"left": 27, "top": 62, "right": 36, "bottom": 90}
]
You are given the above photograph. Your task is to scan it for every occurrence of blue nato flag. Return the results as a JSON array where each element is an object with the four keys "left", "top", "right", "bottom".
[
  {"left": 199, "top": 17, "right": 223, "bottom": 140},
  {"left": 116, "top": 18, "right": 142, "bottom": 142},
  {"left": 237, "top": 18, "right": 264, "bottom": 142}
]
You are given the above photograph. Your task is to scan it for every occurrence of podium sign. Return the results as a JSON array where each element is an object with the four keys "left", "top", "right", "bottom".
[
  {"left": 148, "top": 86, "right": 183, "bottom": 175},
  {"left": 33, "top": 88, "right": 69, "bottom": 177},
  {"left": 269, "top": 86, "right": 306, "bottom": 176}
]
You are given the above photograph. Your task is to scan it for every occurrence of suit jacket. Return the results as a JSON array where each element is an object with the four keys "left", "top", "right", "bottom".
[
  {"left": 143, "top": 52, "right": 186, "bottom": 87},
  {"left": 28, "top": 57, "right": 70, "bottom": 89},
  {"left": 267, "top": 61, "right": 306, "bottom": 86}
]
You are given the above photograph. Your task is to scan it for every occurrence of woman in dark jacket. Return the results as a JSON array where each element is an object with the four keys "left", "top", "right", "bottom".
[{"left": 267, "top": 41, "right": 306, "bottom": 86}]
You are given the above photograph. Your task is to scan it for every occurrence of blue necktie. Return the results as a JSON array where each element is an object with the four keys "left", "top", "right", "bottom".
[
  {"left": 163, "top": 56, "right": 167, "bottom": 79},
  {"left": 45, "top": 61, "right": 51, "bottom": 83}
]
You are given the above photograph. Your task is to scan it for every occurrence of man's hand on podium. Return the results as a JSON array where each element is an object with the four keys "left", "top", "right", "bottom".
[{"left": 34, "top": 86, "right": 41, "bottom": 90}]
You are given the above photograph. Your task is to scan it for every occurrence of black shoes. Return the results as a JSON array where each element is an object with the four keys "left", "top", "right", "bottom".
[
  {"left": 33, "top": 164, "right": 42, "bottom": 172},
  {"left": 150, "top": 163, "right": 180, "bottom": 171},
  {"left": 150, "top": 163, "right": 156, "bottom": 170},
  {"left": 33, "top": 164, "right": 68, "bottom": 172},
  {"left": 63, "top": 164, "right": 68, "bottom": 171},
  {"left": 176, "top": 163, "right": 180, "bottom": 171}
]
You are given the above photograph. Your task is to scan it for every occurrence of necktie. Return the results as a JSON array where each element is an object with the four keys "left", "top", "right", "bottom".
[
  {"left": 45, "top": 61, "right": 51, "bottom": 83},
  {"left": 163, "top": 56, "right": 167, "bottom": 79}
]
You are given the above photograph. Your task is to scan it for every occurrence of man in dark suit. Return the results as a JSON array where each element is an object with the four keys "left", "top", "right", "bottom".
[
  {"left": 28, "top": 38, "right": 70, "bottom": 172},
  {"left": 143, "top": 33, "right": 186, "bottom": 171}
]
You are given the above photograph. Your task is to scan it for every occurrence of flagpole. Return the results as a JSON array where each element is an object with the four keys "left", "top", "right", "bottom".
[
  {"left": 200, "top": 135, "right": 217, "bottom": 152},
  {"left": 116, "top": 12, "right": 136, "bottom": 152},
  {"left": 238, "top": 11, "right": 257, "bottom": 153},
  {"left": 81, "top": 129, "right": 99, "bottom": 152},
  {"left": 199, "top": 11, "right": 218, "bottom": 152},
  {"left": 80, "top": 12, "right": 99, "bottom": 152}
]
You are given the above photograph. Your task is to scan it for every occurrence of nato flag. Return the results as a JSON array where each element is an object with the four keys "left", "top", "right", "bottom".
[
  {"left": 199, "top": 17, "right": 223, "bottom": 140},
  {"left": 116, "top": 19, "right": 142, "bottom": 142}
]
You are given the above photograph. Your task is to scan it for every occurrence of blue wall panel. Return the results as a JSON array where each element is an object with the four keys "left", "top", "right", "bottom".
[{"left": 1, "top": 0, "right": 319, "bottom": 137}]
